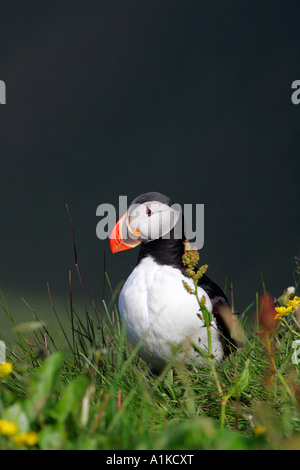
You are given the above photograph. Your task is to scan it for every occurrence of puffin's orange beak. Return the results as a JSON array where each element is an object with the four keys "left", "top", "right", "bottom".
[{"left": 109, "top": 212, "right": 141, "bottom": 254}]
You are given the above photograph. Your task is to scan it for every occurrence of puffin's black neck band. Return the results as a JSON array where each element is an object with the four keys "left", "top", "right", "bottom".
[{"left": 137, "top": 233, "right": 185, "bottom": 270}]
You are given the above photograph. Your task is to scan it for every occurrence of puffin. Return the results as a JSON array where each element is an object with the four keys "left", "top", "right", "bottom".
[{"left": 109, "top": 192, "right": 241, "bottom": 372}]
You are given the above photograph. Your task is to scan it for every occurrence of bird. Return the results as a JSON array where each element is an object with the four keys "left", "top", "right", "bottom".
[{"left": 109, "top": 191, "right": 242, "bottom": 372}]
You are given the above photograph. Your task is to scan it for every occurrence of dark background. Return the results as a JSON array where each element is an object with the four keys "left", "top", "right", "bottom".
[{"left": 0, "top": 1, "right": 299, "bottom": 335}]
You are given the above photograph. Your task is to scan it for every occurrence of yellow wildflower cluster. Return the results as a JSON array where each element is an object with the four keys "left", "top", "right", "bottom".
[
  {"left": 13, "top": 431, "right": 39, "bottom": 446},
  {"left": 0, "top": 362, "right": 39, "bottom": 447},
  {"left": 275, "top": 296, "right": 300, "bottom": 320},
  {"left": 0, "top": 418, "right": 39, "bottom": 447}
]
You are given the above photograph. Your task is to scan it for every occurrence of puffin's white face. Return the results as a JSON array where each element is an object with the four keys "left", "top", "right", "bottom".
[
  {"left": 110, "top": 195, "right": 182, "bottom": 254},
  {"left": 128, "top": 200, "right": 181, "bottom": 241}
]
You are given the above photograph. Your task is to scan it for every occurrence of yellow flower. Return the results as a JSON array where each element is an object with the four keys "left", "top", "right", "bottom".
[
  {"left": 286, "top": 296, "right": 300, "bottom": 310},
  {"left": 0, "top": 362, "right": 13, "bottom": 378},
  {"left": 0, "top": 419, "right": 18, "bottom": 436},
  {"left": 254, "top": 425, "right": 266, "bottom": 437},
  {"left": 13, "top": 431, "right": 39, "bottom": 446},
  {"left": 274, "top": 306, "right": 293, "bottom": 320}
]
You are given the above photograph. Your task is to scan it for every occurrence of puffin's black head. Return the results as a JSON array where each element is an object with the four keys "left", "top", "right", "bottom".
[{"left": 109, "top": 192, "right": 185, "bottom": 261}]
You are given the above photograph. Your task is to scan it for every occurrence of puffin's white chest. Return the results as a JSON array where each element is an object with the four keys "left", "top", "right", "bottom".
[{"left": 118, "top": 257, "right": 224, "bottom": 371}]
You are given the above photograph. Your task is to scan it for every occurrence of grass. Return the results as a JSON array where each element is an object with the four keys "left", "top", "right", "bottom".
[
  {"left": 0, "top": 271, "right": 300, "bottom": 450},
  {"left": 0, "top": 227, "right": 300, "bottom": 450}
]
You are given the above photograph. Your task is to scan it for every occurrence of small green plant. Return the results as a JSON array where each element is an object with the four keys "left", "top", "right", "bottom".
[{"left": 182, "top": 239, "right": 250, "bottom": 428}]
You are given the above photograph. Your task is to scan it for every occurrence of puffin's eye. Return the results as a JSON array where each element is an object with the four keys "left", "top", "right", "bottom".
[{"left": 146, "top": 207, "right": 152, "bottom": 217}]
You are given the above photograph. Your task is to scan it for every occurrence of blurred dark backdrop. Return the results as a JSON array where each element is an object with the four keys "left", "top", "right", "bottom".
[{"left": 0, "top": 1, "right": 299, "bottom": 331}]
